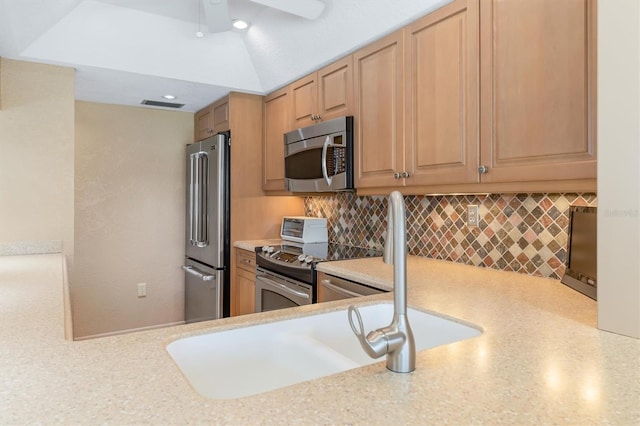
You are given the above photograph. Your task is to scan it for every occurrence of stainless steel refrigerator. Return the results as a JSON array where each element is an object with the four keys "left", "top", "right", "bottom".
[{"left": 183, "top": 132, "right": 230, "bottom": 323}]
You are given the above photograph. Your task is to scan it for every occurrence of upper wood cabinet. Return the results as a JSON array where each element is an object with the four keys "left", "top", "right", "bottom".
[
  {"left": 479, "top": 0, "right": 597, "bottom": 183},
  {"left": 263, "top": 87, "right": 289, "bottom": 191},
  {"left": 404, "top": 0, "right": 479, "bottom": 186},
  {"left": 194, "top": 108, "right": 213, "bottom": 141},
  {"left": 290, "top": 56, "right": 353, "bottom": 129},
  {"left": 356, "top": 0, "right": 596, "bottom": 192},
  {"left": 263, "top": 0, "right": 596, "bottom": 194},
  {"left": 194, "top": 98, "right": 230, "bottom": 141},
  {"left": 353, "top": 30, "right": 405, "bottom": 189}
]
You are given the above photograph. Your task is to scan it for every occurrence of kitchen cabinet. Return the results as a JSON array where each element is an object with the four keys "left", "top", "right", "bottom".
[
  {"left": 478, "top": 0, "right": 597, "bottom": 183},
  {"left": 234, "top": 248, "right": 256, "bottom": 316},
  {"left": 404, "top": 0, "right": 479, "bottom": 186},
  {"left": 353, "top": 30, "right": 405, "bottom": 189},
  {"left": 262, "top": 87, "right": 289, "bottom": 191},
  {"left": 227, "top": 92, "right": 304, "bottom": 314},
  {"left": 356, "top": 0, "right": 596, "bottom": 193},
  {"left": 194, "top": 98, "right": 229, "bottom": 141},
  {"left": 290, "top": 56, "right": 353, "bottom": 129}
]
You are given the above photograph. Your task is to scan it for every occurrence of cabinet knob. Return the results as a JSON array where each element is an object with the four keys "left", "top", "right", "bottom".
[
  {"left": 206, "top": 128, "right": 213, "bottom": 134},
  {"left": 394, "top": 172, "right": 401, "bottom": 179},
  {"left": 478, "top": 165, "right": 489, "bottom": 174},
  {"left": 401, "top": 171, "right": 410, "bottom": 178}
]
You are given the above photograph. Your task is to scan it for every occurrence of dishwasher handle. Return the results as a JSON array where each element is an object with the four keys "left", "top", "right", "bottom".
[{"left": 321, "top": 279, "right": 363, "bottom": 298}]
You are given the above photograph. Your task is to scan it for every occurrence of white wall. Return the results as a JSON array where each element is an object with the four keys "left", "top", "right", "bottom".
[
  {"left": 597, "top": 0, "right": 640, "bottom": 338},
  {"left": 0, "top": 58, "right": 74, "bottom": 259},
  {"left": 73, "top": 101, "right": 193, "bottom": 338}
]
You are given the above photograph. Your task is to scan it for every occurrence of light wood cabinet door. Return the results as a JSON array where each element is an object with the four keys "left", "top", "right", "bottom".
[
  {"left": 195, "top": 99, "right": 229, "bottom": 141},
  {"left": 263, "top": 87, "right": 290, "bottom": 191},
  {"left": 212, "top": 100, "right": 229, "bottom": 132},
  {"left": 479, "top": 0, "right": 597, "bottom": 183},
  {"left": 318, "top": 56, "right": 353, "bottom": 121},
  {"left": 235, "top": 268, "right": 255, "bottom": 316},
  {"left": 194, "top": 107, "right": 213, "bottom": 141},
  {"left": 234, "top": 248, "right": 256, "bottom": 316},
  {"left": 290, "top": 56, "right": 353, "bottom": 129},
  {"left": 404, "top": 0, "right": 480, "bottom": 186},
  {"left": 354, "top": 30, "right": 405, "bottom": 189},
  {"left": 290, "top": 73, "right": 318, "bottom": 129}
]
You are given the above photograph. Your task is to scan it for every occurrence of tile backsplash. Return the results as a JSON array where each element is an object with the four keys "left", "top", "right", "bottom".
[{"left": 304, "top": 193, "right": 597, "bottom": 279}]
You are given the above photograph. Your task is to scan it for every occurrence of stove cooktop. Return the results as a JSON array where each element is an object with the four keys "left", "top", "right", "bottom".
[
  {"left": 255, "top": 242, "right": 382, "bottom": 285},
  {"left": 257, "top": 242, "right": 382, "bottom": 267}
]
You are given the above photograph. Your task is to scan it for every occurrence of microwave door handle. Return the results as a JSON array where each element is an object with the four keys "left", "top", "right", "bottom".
[
  {"left": 257, "top": 275, "right": 310, "bottom": 299},
  {"left": 321, "top": 135, "right": 333, "bottom": 187}
]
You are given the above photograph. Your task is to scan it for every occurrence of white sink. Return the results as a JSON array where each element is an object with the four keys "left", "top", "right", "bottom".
[{"left": 166, "top": 303, "right": 481, "bottom": 399}]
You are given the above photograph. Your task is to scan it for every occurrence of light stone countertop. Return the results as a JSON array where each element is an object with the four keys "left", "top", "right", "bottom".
[
  {"left": 233, "top": 238, "right": 282, "bottom": 252},
  {"left": 2, "top": 253, "right": 639, "bottom": 425}
]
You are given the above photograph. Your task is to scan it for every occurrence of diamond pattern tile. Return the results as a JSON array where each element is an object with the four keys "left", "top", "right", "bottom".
[{"left": 304, "top": 193, "right": 597, "bottom": 279}]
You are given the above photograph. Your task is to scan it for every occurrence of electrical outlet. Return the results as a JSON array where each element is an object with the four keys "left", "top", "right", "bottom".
[
  {"left": 137, "top": 282, "right": 147, "bottom": 298},
  {"left": 467, "top": 205, "right": 480, "bottom": 227}
]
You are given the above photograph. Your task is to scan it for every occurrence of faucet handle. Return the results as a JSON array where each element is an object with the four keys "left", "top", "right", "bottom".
[{"left": 348, "top": 305, "right": 388, "bottom": 358}]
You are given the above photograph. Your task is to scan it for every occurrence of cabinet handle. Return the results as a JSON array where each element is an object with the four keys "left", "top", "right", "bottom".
[
  {"left": 478, "top": 165, "right": 489, "bottom": 174},
  {"left": 206, "top": 128, "right": 213, "bottom": 134},
  {"left": 401, "top": 171, "right": 410, "bottom": 178},
  {"left": 393, "top": 172, "right": 401, "bottom": 179},
  {"left": 241, "top": 258, "right": 252, "bottom": 265}
]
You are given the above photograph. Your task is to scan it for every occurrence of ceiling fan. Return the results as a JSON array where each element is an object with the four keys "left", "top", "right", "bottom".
[{"left": 202, "top": 0, "right": 326, "bottom": 33}]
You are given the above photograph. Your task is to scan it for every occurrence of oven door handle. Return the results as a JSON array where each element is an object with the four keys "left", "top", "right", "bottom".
[
  {"left": 257, "top": 275, "right": 310, "bottom": 299},
  {"left": 321, "top": 279, "right": 363, "bottom": 298},
  {"left": 321, "top": 135, "right": 333, "bottom": 187}
]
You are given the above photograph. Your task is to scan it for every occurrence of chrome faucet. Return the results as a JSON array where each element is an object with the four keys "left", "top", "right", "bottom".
[{"left": 348, "top": 191, "right": 415, "bottom": 373}]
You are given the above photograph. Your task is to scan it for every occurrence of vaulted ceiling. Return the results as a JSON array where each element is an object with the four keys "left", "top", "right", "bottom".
[{"left": 0, "top": 0, "right": 450, "bottom": 111}]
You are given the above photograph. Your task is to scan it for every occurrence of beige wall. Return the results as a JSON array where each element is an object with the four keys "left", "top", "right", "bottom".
[
  {"left": 0, "top": 58, "right": 74, "bottom": 259},
  {"left": 73, "top": 101, "right": 193, "bottom": 338},
  {"left": 597, "top": 0, "right": 640, "bottom": 338}
]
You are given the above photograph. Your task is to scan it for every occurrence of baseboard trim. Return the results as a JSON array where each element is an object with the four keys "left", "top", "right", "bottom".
[{"left": 74, "top": 321, "right": 186, "bottom": 341}]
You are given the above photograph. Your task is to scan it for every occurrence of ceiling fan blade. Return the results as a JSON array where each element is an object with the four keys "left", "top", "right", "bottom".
[
  {"left": 202, "top": 0, "right": 232, "bottom": 33},
  {"left": 249, "top": 0, "right": 326, "bottom": 20}
]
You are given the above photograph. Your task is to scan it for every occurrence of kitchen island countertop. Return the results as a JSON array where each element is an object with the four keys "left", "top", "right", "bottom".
[{"left": 1, "top": 253, "right": 638, "bottom": 425}]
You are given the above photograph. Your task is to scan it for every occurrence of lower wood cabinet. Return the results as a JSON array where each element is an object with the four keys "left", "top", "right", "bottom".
[{"left": 234, "top": 248, "right": 256, "bottom": 316}]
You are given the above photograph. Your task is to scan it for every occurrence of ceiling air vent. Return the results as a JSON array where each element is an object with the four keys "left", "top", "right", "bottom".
[{"left": 141, "top": 99, "right": 185, "bottom": 109}]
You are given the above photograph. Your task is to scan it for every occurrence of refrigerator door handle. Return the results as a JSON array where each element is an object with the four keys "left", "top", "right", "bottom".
[
  {"left": 193, "top": 152, "right": 201, "bottom": 246},
  {"left": 182, "top": 265, "right": 216, "bottom": 281},
  {"left": 198, "top": 152, "right": 209, "bottom": 247},
  {"left": 189, "top": 153, "right": 197, "bottom": 246}
]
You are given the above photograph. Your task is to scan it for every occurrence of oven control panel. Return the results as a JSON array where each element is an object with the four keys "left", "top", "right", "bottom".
[{"left": 258, "top": 245, "right": 317, "bottom": 268}]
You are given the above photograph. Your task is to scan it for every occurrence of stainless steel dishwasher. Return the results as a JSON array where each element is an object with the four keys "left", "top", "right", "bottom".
[{"left": 317, "top": 271, "right": 387, "bottom": 302}]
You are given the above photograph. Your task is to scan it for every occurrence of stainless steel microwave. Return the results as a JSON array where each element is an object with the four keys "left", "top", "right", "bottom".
[{"left": 283, "top": 116, "right": 354, "bottom": 192}]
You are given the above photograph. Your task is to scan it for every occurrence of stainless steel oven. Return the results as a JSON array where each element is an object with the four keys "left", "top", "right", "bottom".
[
  {"left": 255, "top": 267, "right": 312, "bottom": 312},
  {"left": 254, "top": 242, "right": 383, "bottom": 313}
]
